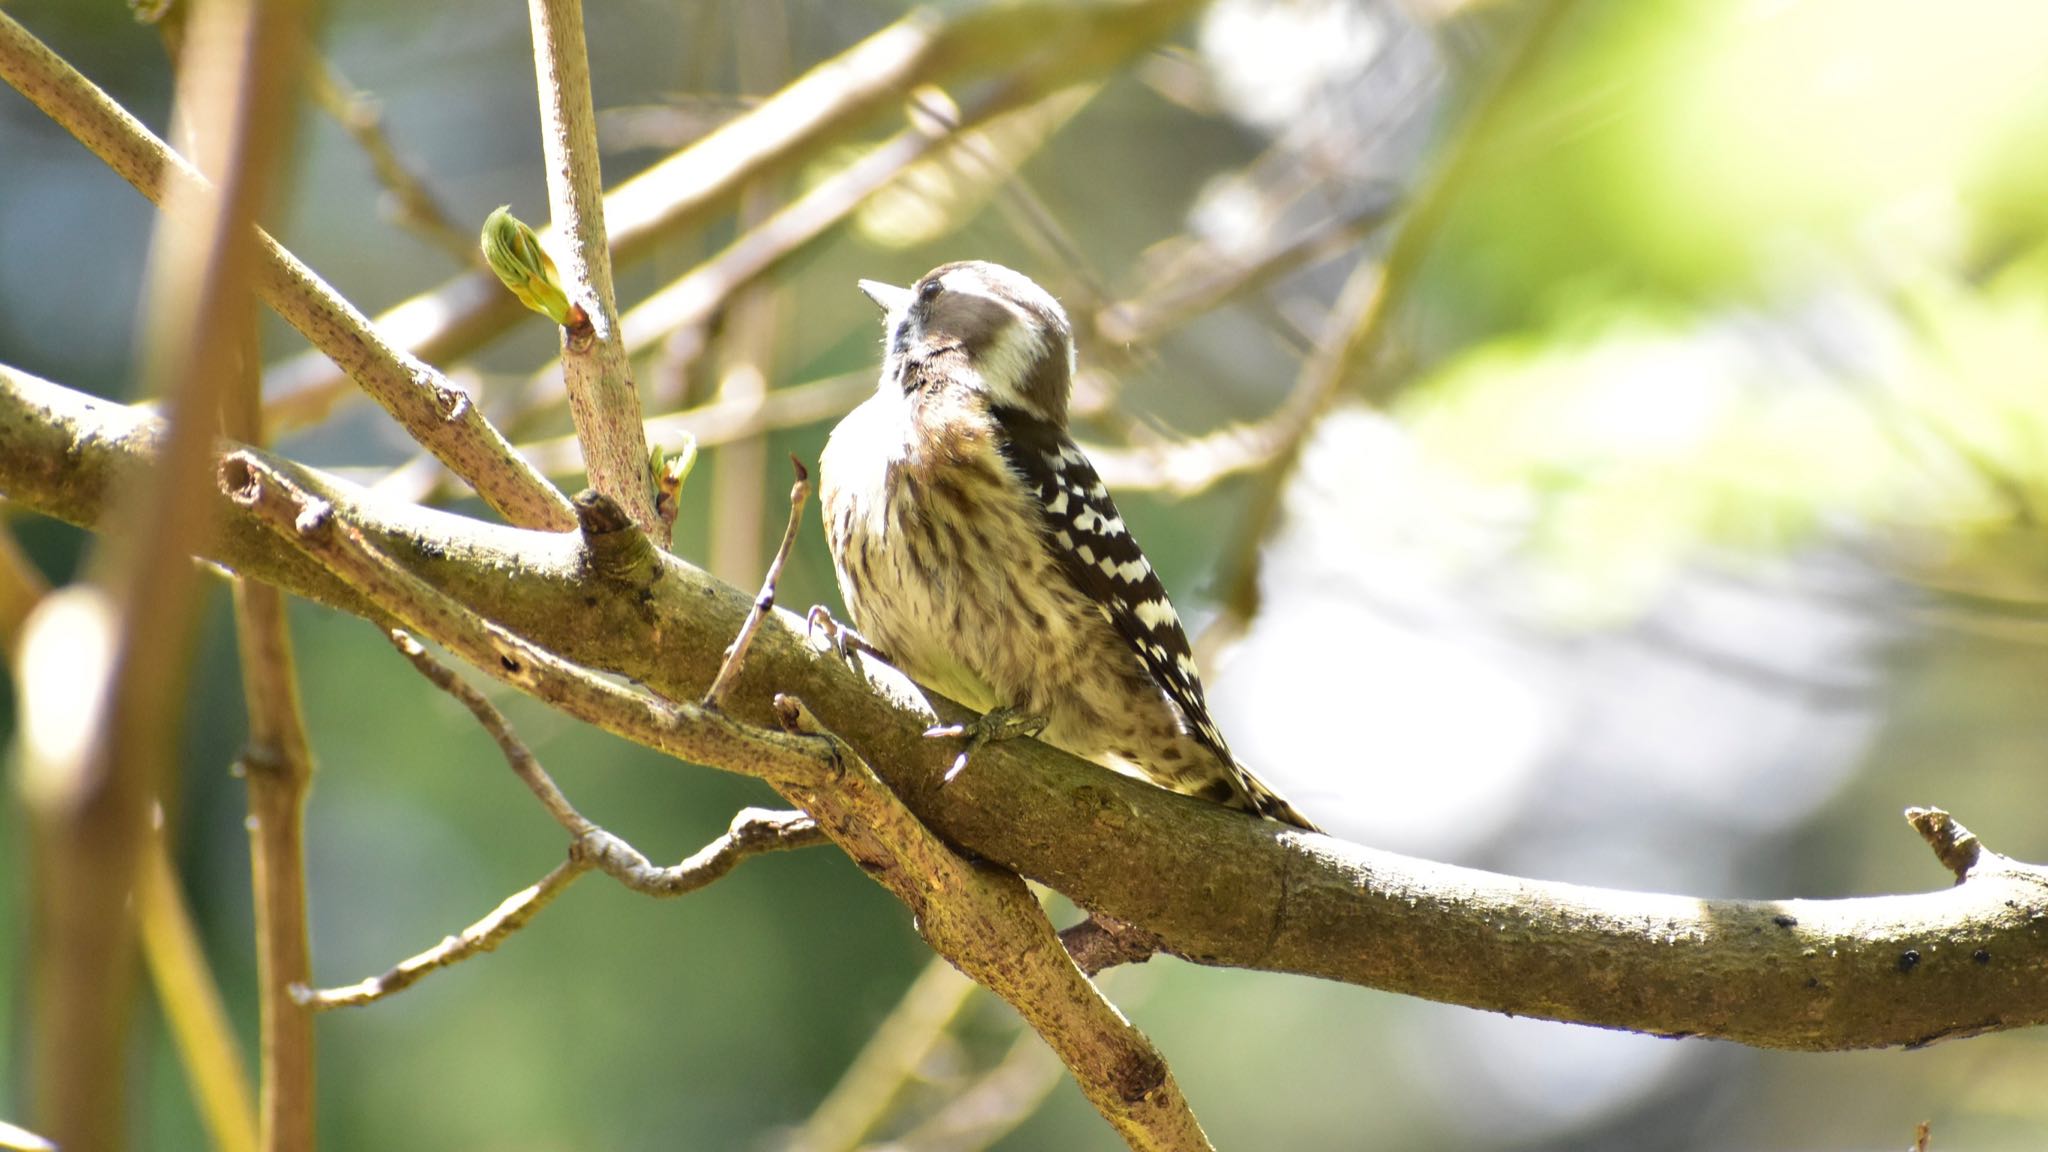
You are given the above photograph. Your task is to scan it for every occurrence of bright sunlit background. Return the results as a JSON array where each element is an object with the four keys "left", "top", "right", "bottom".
[{"left": 6, "top": 0, "right": 2048, "bottom": 1148}]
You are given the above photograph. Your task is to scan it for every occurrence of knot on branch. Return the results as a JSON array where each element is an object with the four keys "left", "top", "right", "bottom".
[
  {"left": 1907, "top": 806, "right": 1982, "bottom": 883},
  {"left": 572, "top": 488, "right": 661, "bottom": 590},
  {"left": 1111, "top": 1049, "right": 1170, "bottom": 1105},
  {"left": 220, "top": 451, "right": 333, "bottom": 538}
]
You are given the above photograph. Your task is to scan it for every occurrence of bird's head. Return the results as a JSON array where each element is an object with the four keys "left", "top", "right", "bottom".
[{"left": 860, "top": 260, "right": 1075, "bottom": 426}]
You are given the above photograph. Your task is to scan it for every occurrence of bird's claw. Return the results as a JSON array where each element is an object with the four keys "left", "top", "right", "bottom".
[
  {"left": 924, "top": 706, "right": 1047, "bottom": 784},
  {"left": 807, "top": 606, "right": 883, "bottom": 669}
]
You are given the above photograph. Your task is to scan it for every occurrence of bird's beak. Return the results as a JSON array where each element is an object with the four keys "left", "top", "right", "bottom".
[{"left": 858, "top": 279, "right": 914, "bottom": 314}]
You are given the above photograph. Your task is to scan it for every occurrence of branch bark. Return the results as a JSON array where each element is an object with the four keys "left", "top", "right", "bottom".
[
  {"left": 526, "top": 0, "right": 656, "bottom": 537},
  {"left": 6, "top": 363, "right": 2048, "bottom": 1053},
  {"left": 212, "top": 453, "right": 1211, "bottom": 1148}
]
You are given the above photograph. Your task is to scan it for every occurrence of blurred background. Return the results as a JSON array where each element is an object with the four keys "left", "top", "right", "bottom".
[{"left": 6, "top": 0, "right": 2048, "bottom": 1147}]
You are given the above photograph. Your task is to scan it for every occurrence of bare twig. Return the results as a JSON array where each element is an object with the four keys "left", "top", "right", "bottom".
[
  {"left": 704, "top": 456, "right": 809, "bottom": 711},
  {"left": 296, "top": 808, "right": 818, "bottom": 1011},
  {"left": 262, "top": 0, "right": 1210, "bottom": 431},
  {"left": 0, "top": 9, "right": 575, "bottom": 531},
  {"left": 528, "top": 0, "right": 657, "bottom": 538},
  {"left": 1211, "top": 0, "right": 1577, "bottom": 631},
  {"left": 296, "top": 629, "right": 825, "bottom": 1008},
  {"left": 399, "top": 617, "right": 828, "bottom": 885},
  {"left": 298, "top": 859, "right": 590, "bottom": 1011},
  {"left": 0, "top": 514, "right": 48, "bottom": 651},
  {"left": 787, "top": 958, "right": 978, "bottom": 1152},
  {"left": 307, "top": 56, "right": 475, "bottom": 266},
  {"left": 231, "top": 582, "right": 319, "bottom": 1152},
  {"left": 385, "top": 628, "right": 590, "bottom": 832},
  {"left": 605, "top": 807, "right": 825, "bottom": 896},
  {"left": 882, "top": 1028, "right": 1065, "bottom": 1152},
  {"left": 138, "top": 835, "right": 259, "bottom": 1152},
  {"left": 17, "top": 0, "right": 306, "bottom": 1141}
]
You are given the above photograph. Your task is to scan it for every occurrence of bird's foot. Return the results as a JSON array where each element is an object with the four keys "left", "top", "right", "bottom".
[
  {"left": 806, "top": 605, "right": 886, "bottom": 669},
  {"left": 924, "top": 706, "right": 1047, "bottom": 784}
]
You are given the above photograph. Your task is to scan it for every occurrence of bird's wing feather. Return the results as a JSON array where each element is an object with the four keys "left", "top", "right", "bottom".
[{"left": 991, "top": 408, "right": 1232, "bottom": 759}]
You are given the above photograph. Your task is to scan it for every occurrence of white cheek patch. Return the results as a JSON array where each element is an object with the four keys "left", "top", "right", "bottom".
[{"left": 976, "top": 321, "right": 1050, "bottom": 408}]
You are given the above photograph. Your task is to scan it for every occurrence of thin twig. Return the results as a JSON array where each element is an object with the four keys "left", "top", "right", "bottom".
[
  {"left": 597, "top": 807, "right": 825, "bottom": 897},
  {"left": 385, "top": 628, "right": 592, "bottom": 834},
  {"left": 787, "top": 958, "right": 979, "bottom": 1152},
  {"left": 0, "top": 514, "right": 49, "bottom": 652},
  {"left": 882, "top": 1028, "right": 1065, "bottom": 1152},
  {"left": 138, "top": 835, "right": 259, "bottom": 1152},
  {"left": 0, "top": 10, "right": 573, "bottom": 532},
  {"left": 307, "top": 55, "right": 476, "bottom": 266},
  {"left": 231, "top": 581, "right": 320, "bottom": 1152},
  {"left": 704, "top": 456, "right": 810, "bottom": 711},
  {"left": 17, "top": 0, "right": 306, "bottom": 1141},
  {"left": 297, "top": 859, "right": 592, "bottom": 1011},
  {"left": 299, "top": 631, "right": 826, "bottom": 1009},
  {"left": 260, "top": 0, "right": 1207, "bottom": 429},
  {"left": 528, "top": 0, "right": 657, "bottom": 538}
]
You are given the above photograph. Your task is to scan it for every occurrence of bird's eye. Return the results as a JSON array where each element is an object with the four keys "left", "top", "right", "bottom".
[{"left": 918, "top": 278, "right": 944, "bottom": 302}]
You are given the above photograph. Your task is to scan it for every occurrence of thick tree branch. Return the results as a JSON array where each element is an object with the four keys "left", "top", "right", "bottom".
[
  {"left": 213, "top": 453, "right": 1209, "bottom": 1147},
  {"left": 5, "top": 364, "right": 2048, "bottom": 1052}
]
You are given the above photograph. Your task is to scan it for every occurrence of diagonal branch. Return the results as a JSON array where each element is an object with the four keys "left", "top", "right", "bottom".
[
  {"left": 0, "top": 9, "right": 574, "bottom": 531},
  {"left": 216, "top": 452, "right": 1211, "bottom": 1148},
  {"left": 260, "top": 0, "right": 1211, "bottom": 430},
  {"left": 704, "top": 457, "right": 809, "bottom": 711}
]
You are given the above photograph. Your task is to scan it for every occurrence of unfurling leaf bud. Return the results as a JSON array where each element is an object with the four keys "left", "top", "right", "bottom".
[{"left": 481, "top": 205, "right": 576, "bottom": 326}]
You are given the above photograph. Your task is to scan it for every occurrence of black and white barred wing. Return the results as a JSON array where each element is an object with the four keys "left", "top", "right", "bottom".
[{"left": 993, "top": 411, "right": 1232, "bottom": 759}]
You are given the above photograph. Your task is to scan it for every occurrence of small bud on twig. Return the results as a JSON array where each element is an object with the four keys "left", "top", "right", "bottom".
[{"left": 480, "top": 205, "right": 583, "bottom": 328}]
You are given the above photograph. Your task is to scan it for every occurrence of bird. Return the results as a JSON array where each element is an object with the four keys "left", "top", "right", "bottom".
[{"left": 817, "top": 259, "right": 1319, "bottom": 832}]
